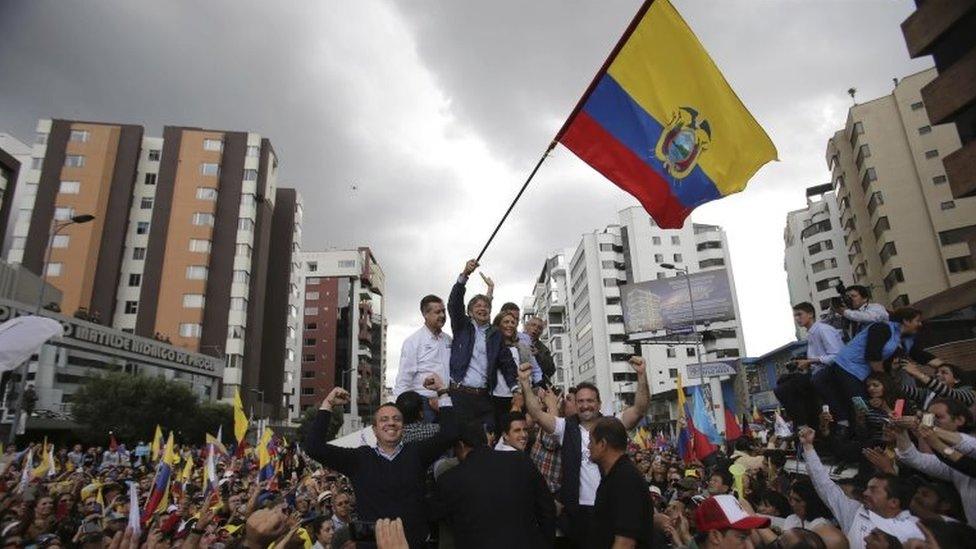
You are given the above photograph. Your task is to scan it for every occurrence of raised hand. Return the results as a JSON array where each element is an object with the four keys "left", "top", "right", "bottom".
[
  {"left": 479, "top": 272, "right": 494, "bottom": 290},
  {"left": 463, "top": 260, "right": 479, "bottom": 277},
  {"left": 798, "top": 426, "right": 815, "bottom": 447},
  {"left": 322, "top": 387, "right": 350, "bottom": 410},
  {"left": 863, "top": 447, "right": 896, "bottom": 475},
  {"left": 375, "top": 518, "right": 409, "bottom": 549},
  {"left": 517, "top": 362, "right": 533, "bottom": 384},
  {"left": 628, "top": 356, "right": 646, "bottom": 376}
]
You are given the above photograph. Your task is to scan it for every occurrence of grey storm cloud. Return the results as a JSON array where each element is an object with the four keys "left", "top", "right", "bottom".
[{"left": 0, "top": 0, "right": 933, "bottom": 383}]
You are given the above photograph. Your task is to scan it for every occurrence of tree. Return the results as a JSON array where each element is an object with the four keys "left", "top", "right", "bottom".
[
  {"left": 183, "top": 401, "right": 234, "bottom": 444},
  {"left": 296, "top": 406, "right": 343, "bottom": 443},
  {"left": 71, "top": 371, "right": 201, "bottom": 443}
]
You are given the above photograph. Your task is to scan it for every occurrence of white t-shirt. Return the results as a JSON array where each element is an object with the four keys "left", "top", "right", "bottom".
[{"left": 553, "top": 414, "right": 622, "bottom": 506}]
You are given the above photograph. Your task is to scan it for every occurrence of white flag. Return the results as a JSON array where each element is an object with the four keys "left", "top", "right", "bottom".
[{"left": 0, "top": 316, "right": 64, "bottom": 372}]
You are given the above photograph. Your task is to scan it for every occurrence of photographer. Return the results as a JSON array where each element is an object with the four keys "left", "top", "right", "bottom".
[{"left": 833, "top": 285, "right": 888, "bottom": 340}]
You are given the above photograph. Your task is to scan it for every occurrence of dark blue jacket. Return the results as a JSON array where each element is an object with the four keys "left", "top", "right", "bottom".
[{"left": 448, "top": 277, "right": 518, "bottom": 390}]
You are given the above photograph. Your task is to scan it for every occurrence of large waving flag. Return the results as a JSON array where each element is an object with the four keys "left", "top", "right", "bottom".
[
  {"left": 555, "top": 0, "right": 776, "bottom": 228},
  {"left": 691, "top": 386, "right": 722, "bottom": 445},
  {"left": 233, "top": 389, "right": 249, "bottom": 444},
  {"left": 151, "top": 425, "right": 164, "bottom": 462},
  {"left": 722, "top": 382, "right": 743, "bottom": 441},
  {"left": 142, "top": 432, "right": 176, "bottom": 524}
]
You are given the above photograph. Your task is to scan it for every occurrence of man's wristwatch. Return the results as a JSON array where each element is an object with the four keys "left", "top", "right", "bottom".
[{"left": 942, "top": 446, "right": 956, "bottom": 457}]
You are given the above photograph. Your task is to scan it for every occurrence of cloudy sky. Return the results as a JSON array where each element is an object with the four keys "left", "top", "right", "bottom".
[{"left": 0, "top": 0, "right": 932, "bottom": 385}]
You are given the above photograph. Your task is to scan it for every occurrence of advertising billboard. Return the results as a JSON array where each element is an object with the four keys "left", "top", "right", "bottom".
[{"left": 620, "top": 269, "right": 735, "bottom": 335}]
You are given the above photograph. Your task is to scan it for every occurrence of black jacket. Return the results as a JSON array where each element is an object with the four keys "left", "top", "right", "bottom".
[
  {"left": 448, "top": 278, "right": 518, "bottom": 390},
  {"left": 435, "top": 447, "right": 556, "bottom": 548}
]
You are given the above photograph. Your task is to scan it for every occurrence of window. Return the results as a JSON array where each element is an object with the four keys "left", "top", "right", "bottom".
[
  {"left": 246, "top": 145, "right": 260, "bottom": 157},
  {"left": 236, "top": 244, "right": 252, "bottom": 258},
  {"left": 238, "top": 218, "right": 254, "bottom": 232},
  {"left": 189, "top": 239, "right": 211, "bottom": 253},
  {"left": 884, "top": 268, "right": 905, "bottom": 291},
  {"left": 186, "top": 266, "right": 208, "bottom": 280},
  {"left": 686, "top": 347, "right": 696, "bottom": 357},
  {"left": 243, "top": 169, "right": 258, "bottom": 181},
  {"left": 304, "top": 338, "right": 316, "bottom": 346},
  {"left": 148, "top": 149, "right": 161, "bottom": 161},
  {"left": 861, "top": 167, "right": 877, "bottom": 192},
  {"left": 673, "top": 253, "right": 682, "bottom": 262},
  {"left": 46, "top": 263, "right": 62, "bottom": 277},
  {"left": 654, "top": 254, "right": 663, "bottom": 262},
  {"left": 939, "top": 226, "right": 976, "bottom": 245},
  {"left": 200, "top": 163, "right": 219, "bottom": 176},
  {"left": 303, "top": 354, "right": 315, "bottom": 363},
  {"left": 933, "top": 175, "right": 947, "bottom": 185},
  {"left": 302, "top": 370, "right": 316, "bottom": 379},
  {"left": 240, "top": 194, "right": 256, "bottom": 209},
  {"left": 815, "top": 278, "right": 840, "bottom": 292},
  {"left": 652, "top": 236, "right": 661, "bottom": 245},
  {"left": 880, "top": 242, "right": 897, "bottom": 264},
  {"left": 306, "top": 322, "right": 318, "bottom": 330},
  {"left": 697, "top": 241, "right": 722, "bottom": 251},
  {"left": 128, "top": 273, "right": 141, "bottom": 287},
  {"left": 192, "top": 212, "right": 215, "bottom": 226},
  {"left": 918, "top": 125, "right": 932, "bottom": 135},
  {"left": 307, "top": 261, "right": 318, "bottom": 272},
  {"left": 925, "top": 150, "right": 939, "bottom": 159},
  {"left": 801, "top": 219, "right": 831, "bottom": 240},
  {"left": 69, "top": 130, "right": 90, "bottom": 142},
  {"left": 671, "top": 236, "right": 680, "bottom": 245},
  {"left": 140, "top": 196, "right": 153, "bottom": 209},
  {"left": 54, "top": 207, "right": 74, "bottom": 221},
  {"left": 867, "top": 191, "right": 884, "bottom": 215},
  {"left": 941, "top": 201, "right": 956, "bottom": 210},
  {"left": 602, "top": 278, "right": 618, "bottom": 288},
  {"left": 51, "top": 234, "right": 69, "bottom": 248},
  {"left": 31, "top": 157, "right": 43, "bottom": 170},
  {"left": 305, "top": 307, "right": 319, "bottom": 316},
  {"left": 132, "top": 247, "right": 146, "bottom": 260},
  {"left": 947, "top": 256, "right": 973, "bottom": 273},
  {"left": 855, "top": 145, "right": 870, "bottom": 170},
  {"left": 230, "top": 298, "right": 248, "bottom": 311},
  {"left": 873, "top": 217, "right": 891, "bottom": 239},
  {"left": 811, "top": 258, "right": 837, "bottom": 273},
  {"left": 144, "top": 173, "right": 157, "bottom": 185},
  {"left": 136, "top": 221, "right": 150, "bottom": 235},
  {"left": 59, "top": 180, "right": 80, "bottom": 194},
  {"left": 301, "top": 388, "right": 315, "bottom": 396},
  {"left": 203, "top": 138, "right": 223, "bottom": 151},
  {"left": 196, "top": 187, "right": 218, "bottom": 201},
  {"left": 808, "top": 240, "right": 833, "bottom": 255},
  {"left": 699, "top": 258, "right": 725, "bottom": 268},
  {"left": 666, "top": 348, "right": 676, "bottom": 358},
  {"left": 234, "top": 270, "right": 250, "bottom": 284},
  {"left": 601, "top": 260, "right": 615, "bottom": 269},
  {"left": 121, "top": 301, "right": 137, "bottom": 314},
  {"left": 306, "top": 291, "right": 320, "bottom": 300},
  {"left": 179, "top": 323, "right": 202, "bottom": 338},
  {"left": 849, "top": 121, "right": 864, "bottom": 146},
  {"left": 911, "top": 101, "right": 924, "bottom": 111}
]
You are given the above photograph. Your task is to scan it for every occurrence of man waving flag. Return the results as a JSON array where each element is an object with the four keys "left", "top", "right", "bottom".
[{"left": 555, "top": 0, "right": 776, "bottom": 228}]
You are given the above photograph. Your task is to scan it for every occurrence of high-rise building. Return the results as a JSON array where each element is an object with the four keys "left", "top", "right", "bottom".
[
  {"left": 826, "top": 69, "right": 976, "bottom": 309},
  {"left": 0, "top": 133, "right": 33, "bottom": 257},
  {"left": 298, "top": 248, "right": 385, "bottom": 432},
  {"left": 522, "top": 248, "right": 577, "bottom": 391},
  {"left": 7, "top": 119, "right": 302, "bottom": 417},
  {"left": 783, "top": 184, "right": 854, "bottom": 324},
  {"left": 527, "top": 206, "right": 745, "bottom": 426}
]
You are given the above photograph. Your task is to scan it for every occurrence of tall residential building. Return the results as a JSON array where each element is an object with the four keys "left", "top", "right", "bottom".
[
  {"left": 783, "top": 184, "right": 854, "bottom": 323},
  {"left": 0, "top": 133, "right": 32, "bottom": 255},
  {"left": 7, "top": 118, "right": 302, "bottom": 418},
  {"left": 522, "top": 248, "right": 577, "bottom": 391},
  {"left": 826, "top": 69, "right": 976, "bottom": 309},
  {"left": 298, "top": 248, "right": 385, "bottom": 433},
  {"left": 528, "top": 206, "right": 745, "bottom": 426}
]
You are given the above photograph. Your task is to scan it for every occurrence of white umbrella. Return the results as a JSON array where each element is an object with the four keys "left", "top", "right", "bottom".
[{"left": 0, "top": 316, "right": 63, "bottom": 372}]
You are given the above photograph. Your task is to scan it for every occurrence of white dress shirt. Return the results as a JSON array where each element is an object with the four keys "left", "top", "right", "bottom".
[
  {"left": 806, "top": 321, "right": 845, "bottom": 372},
  {"left": 394, "top": 325, "right": 451, "bottom": 398}
]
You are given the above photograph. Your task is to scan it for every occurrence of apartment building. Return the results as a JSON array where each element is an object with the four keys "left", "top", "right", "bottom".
[
  {"left": 783, "top": 184, "right": 854, "bottom": 324},
  {"left": 298, "top": 248, "right": 385, "bottom": 432},
  {"left": 0, "top": 133, "right": 32, "bottom": 251},
  {"left": 7, "top": 118, "right": 302, "bottom": 417},
  {"left": 522, "top": 248, "right": 577, "bottom": 392},
  {"left": 826, "top": 69, "right": 976, "bottom": 309},
  {"left": 529, "top": 207, "right": 745, "bottom": 425}
]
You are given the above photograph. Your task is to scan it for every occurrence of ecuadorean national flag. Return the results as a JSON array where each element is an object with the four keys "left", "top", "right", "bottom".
[
  {"left": 556, "top": 0, "right": 776, "bottom": 228},
  {"left": 142, "top": 432, "right": 176, "bottom": 524},
  {"left": 257, "top": 427, "right": 275, "bottom": 482}
]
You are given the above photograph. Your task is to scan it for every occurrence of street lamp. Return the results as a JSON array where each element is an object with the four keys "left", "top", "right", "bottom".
[
  {"left": 660, "top": 263, "right": 713, "bottom": 415},
  {"left": 9, "top": 214, "right": 95, "bottom": 445}
]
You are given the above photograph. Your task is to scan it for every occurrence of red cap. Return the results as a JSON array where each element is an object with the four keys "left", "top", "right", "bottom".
[{"left": 695, "top": 495, "right": 771, "bottom": 532}]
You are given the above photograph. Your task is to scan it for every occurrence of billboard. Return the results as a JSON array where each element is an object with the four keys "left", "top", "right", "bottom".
[{"left": 620, "top": 269, "right": 735, "bottom": 335}]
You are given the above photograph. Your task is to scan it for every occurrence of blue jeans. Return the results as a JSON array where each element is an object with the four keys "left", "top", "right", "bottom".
[{"left": 812, "top": 364, "right": 866, "bottom": 423}]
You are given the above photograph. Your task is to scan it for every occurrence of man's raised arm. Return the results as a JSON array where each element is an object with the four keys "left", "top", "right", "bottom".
[
  {"left": 519, "top": 362, "right": 557, "bottom": 434},
  {"left": 619, "top": 356, "right": 650, "bottom": 430},
  {"left": 303, "top": 387, "right": 359, "bottom": 477}
]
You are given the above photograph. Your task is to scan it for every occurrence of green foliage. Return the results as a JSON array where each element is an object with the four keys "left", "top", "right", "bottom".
[
  {"left": 295, "top": 406, "right": 342, "bottom": 443},
  {"left": 70, "top": 371, "right": 230, "bottom": 445}
]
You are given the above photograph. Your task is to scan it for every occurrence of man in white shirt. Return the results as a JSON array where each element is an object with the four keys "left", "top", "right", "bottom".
[
  {"left": 394, "top": 294, "right": 451, "bottom": 422},
  {"left": 798, "top": 426, "right": 923, "bottom": 549},
  {"left": 836, "top": 285, "right": 889, "bottom": 339},
  {"left": 776, "top": 302, "right": 844, "bottom": 428}
]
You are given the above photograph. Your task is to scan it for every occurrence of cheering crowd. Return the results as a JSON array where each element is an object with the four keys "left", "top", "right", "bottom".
[{"left": 3, "top": 263, "right": 976, "bottom": 549}]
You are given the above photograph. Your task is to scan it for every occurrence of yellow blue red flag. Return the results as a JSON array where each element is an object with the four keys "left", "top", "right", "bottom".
[{"left": 555, "top": 0, "right": 776, "bottom": 228}]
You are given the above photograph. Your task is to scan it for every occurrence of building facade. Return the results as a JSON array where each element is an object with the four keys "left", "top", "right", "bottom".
[
  {"left": 6, "top": 119, "right": 301, "bottom": 417},
  {"left": 783, "top": 184, "right": 854, "bottom": 324},
  {"left": 527, "top": 207, "right": 746, "bottom": 427},
  {"left": 522, "top": 248, "right": 577, "bottom": 391},
  {"left": 298, "top": 249, "right": 385, "bottom": 432},
  {"left": 826, "top": 69, "right": 976, "bottom": 309},
  {"left": 0, "top": 133, "right": 32, "bottom": 256}
]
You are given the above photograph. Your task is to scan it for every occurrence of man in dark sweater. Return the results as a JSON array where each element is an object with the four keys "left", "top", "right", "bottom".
[{"left": 303, "top": 381, "right": 457, "bottom": 547}]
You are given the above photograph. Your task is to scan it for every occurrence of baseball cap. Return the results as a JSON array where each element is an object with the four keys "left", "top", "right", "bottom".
[
  {"left": 695, "top": 495, "right": 770, "bottom": 532},
  {"left": 649, "top": 485, "right": 663, "bottom": 498}
]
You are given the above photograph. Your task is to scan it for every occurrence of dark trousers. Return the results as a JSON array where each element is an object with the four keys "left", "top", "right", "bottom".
[
  {"left": 450, "top": 390, "right": 495, "bottom": 433},
  {"left": 812, "top": 365, "right": 866, "bottom": 423},
  {"left": 558, "top": 505, "right": 594, "bottom": 549},
  {"left": 773, "top": 372, "right": 821, "bottom": 428},
  {"left": 492, "top": 396, "right": 512, "bottom": 435}
]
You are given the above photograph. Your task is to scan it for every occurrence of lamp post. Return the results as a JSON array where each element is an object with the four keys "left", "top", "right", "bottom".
[
  {"left": 660, "top": 263, "right": 714, "bottom": 415},
  {"left": 8, "top": 214, "right": 95, "bottom": 445}
]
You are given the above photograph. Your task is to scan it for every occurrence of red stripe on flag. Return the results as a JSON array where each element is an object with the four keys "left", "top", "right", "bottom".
[{"left": 560, "top": 111, "right": 691, "bottom": 228}]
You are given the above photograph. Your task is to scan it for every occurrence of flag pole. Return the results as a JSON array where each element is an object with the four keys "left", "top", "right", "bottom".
[{"left": 475, "top": 141, "right": 556, "bottom": 262}]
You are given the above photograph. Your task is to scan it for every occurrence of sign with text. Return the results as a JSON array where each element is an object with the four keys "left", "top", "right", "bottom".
[
  {"left": 620, "top": 269, "right": 735, "bottom": 335},
  {"left": 686, "top": 361, "right": 737, "bottom": 379}
]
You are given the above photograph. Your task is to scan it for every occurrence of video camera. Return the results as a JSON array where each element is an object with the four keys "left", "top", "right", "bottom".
[{"left": 830, "top": 281, "right": 854, "bottom": 311}]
